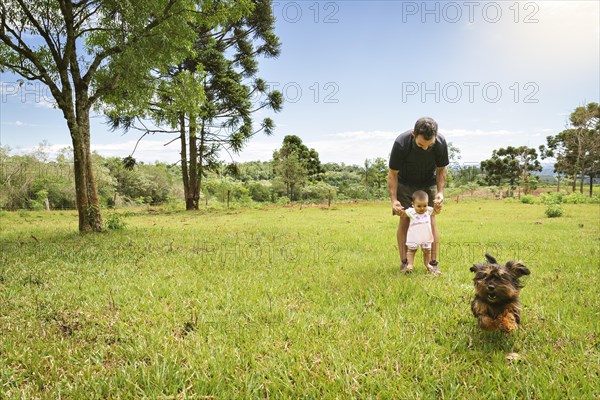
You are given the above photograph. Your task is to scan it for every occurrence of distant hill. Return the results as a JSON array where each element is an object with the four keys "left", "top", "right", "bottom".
[
  {"left": 534, "top": 163, "right": 556, "bottom": 177},
  {"left": 533, "top": 163, "right": 557, "bottom": 184},
  {"left": 533, "top": 162, "right": 600, "bottom": 184}
]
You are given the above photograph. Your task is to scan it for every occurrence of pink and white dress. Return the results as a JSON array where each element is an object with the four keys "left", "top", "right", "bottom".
[{"left": 405, "top": 207, "right": 434, "bottom": 250}]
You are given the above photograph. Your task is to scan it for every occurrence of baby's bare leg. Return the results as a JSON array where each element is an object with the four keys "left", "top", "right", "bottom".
[
  {"left": 422, "top": 247, "right": 431, "bottom": 268},
  {"left": 406, "top": 247, "right": 417, "bottom": 272}
]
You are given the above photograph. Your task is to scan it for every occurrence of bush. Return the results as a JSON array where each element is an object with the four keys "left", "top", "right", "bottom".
[
  {"left": 520, "top": 195, "right": 535, "bottom": 204},
  {"left": 541, "top": 192, "right": 563, "bottom": 205},
  {"left": 563, "top": 192, "right": 589, "bottom": 204},
  {"left": 105, "top": 213, "right": 127, "bottom": 230},
  {"left": 545, "top": 204, "right": 563, "bottom": 218},
  {"left": 103, "top": 157, "right": 178, "bottom": 205},
  {"left": 231, "top": 185, "right": 252, "bottom": 204},
  {"left": 302, "top": 182, "right": 337, "bottom": 202},
  {"left": 275, "top": 196, "right": 291, "bottom": 205},
  {"left": 247, "top": 182, "right": 272, "bottom": 202},
  {"left": 339, "top": 183, "right": 366, "bottom": 200},
  {"left": 29, "top": 200, "right": 45, "bottom": 211},
  {"left": 31, "top": 176, "right": 76, "bottom": 209},
  {"left": 163, "top": 195, "right": 182, "bottom": 212}
]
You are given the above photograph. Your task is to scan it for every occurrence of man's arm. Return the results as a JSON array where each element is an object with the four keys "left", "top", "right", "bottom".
[
  {"left": 435, "top": 166, "right": 447, "bottom": 205},
  {"left": 388, "top": 169, "right": 403, "bottom": 215}
]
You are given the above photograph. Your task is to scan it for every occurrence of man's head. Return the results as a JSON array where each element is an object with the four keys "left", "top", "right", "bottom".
[
  {"left": 412, "top": 117, "right": 438, "bottom": 150},
  {"left": 411, "top": 190, "right": 429, "bottom": 214}
]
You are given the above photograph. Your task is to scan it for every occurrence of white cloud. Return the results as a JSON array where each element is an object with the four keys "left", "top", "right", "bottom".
[
  {"left": 228, "top": 131, "right": 398, "bottom": 166},
  {"left": 9, "top": 143, "right": 72, "bottom": 158},
  {"left": 10, "top": 140, "right": 181, "bottom": 163},
  {"left": 461, "top": 22, "right": 475, "bottom": 31},
  {"left": 230, "top": 140, "right": 280, "bottom": 163},
  {"left": 34, "top": 98, "right": 57, "bottom": 109},
  {"left": 236, "top": 129, "right": 533, "bottom": 165},
  {"left": 303, "top": 130, "right": 397, "bottom": 165},
  {"left": 92, "top": 140, "right": 181, "bottom": 163},
  {"left": 1, "top": 120, "right": 42, "bottom": 127},
  {"left": 327, "top": 130, "right": 398, "bottom": 140},
  {"left": 6, "top": 126, "right": 547, "bottom": 167},
  {"left": 308, "top": 142, "right": 387, "bottom": 165},
  {"left": 442, "top": 129, "right": 521, "bottom": 138}
]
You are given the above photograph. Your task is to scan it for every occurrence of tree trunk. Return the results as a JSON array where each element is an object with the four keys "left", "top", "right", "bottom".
[
  {"left": 187, "top": 117, "right": 199, "bottom": 210},
  {"left": 69, "top": 113, "right": 102, "bottom": 232},
  {"left": 578, "top": 158, "right": 586, "bottom": 193},
  {"left": 523, "top": 155, "right": 529, "bottom": 195},
  {"left": 589, "top": 173, "right": 594, "bottom": 197},
  {"left": 179, "top": 113, "right": 189, "bottom": 199},
  {"left": 197, "top": 120, "right": 206, "bottom": 206},
  {"left": 574, "top": 136, "right": 582, "bottom": 193},
  {"left": 180, "top": 113, "right": 190, "bottom": 208}
]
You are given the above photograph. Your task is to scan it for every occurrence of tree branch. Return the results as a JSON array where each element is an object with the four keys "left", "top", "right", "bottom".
[
  {"left": 129, "top": 131, "right": 149, "bottom": 157},
  {"left": 0, "top": 20, "right": 63, "bottom": 103},
  {"left": 81, "top": 0, "right": 178, "bottom": 86},
  {"left": 14, "top": 0, "right": 64, "bottom": 69},
  {"left": 58, "top": 0, "right": 83, "bottom": 91},
  {"left": 164, "top": 136, "right": 181, "bottom": 147}
]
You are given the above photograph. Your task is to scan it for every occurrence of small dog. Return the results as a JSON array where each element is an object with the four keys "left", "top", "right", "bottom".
[{"left": 470, "top": 254, "right": 530, "bottom": 332}]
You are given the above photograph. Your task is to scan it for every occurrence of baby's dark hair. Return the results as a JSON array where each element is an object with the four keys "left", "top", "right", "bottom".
[{"left": 412, "top": 190, "right": 429, "bottom": 202}]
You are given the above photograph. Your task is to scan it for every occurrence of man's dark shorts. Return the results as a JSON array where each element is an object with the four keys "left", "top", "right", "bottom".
[{"left": 397, "top": 183, "right": 437, "bottom": 209}]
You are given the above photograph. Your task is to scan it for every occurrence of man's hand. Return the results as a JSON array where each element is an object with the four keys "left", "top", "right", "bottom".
[
  {"left": 392, "top": 200, "right": 404, "bottom": 216},
  {"left": 434, "top": 192, "right": 444, "bottom": 211}
]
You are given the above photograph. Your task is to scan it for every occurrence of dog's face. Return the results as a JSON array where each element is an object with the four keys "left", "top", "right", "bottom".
[{"left": 470, "top": 254, "right": 530, "bottom": 304}]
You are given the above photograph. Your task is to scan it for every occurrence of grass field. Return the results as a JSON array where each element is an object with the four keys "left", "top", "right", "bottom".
[{"left": 0, "top": 200, "right": 598, "bottom": 399}]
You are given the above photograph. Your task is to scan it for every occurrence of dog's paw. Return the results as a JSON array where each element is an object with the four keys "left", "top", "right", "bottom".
[{"left": 498, "top": 310, "right": 518, "bottom": 332}]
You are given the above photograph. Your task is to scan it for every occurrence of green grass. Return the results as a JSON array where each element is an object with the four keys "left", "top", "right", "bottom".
[{"left": 0, "top": 201, "right": 598, "bottom": 399}]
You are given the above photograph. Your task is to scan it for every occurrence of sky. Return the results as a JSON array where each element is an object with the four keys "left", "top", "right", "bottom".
[{"left": 1, "top": 0, "right": 599, "bottom": 166}]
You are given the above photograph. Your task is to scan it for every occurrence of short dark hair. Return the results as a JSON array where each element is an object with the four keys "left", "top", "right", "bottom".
[
  {"left": 412, "top": 190, "right": 429, "bottom": 202},
  {"left": 414, "top": 117, "right": 438, "bottom": 140}
]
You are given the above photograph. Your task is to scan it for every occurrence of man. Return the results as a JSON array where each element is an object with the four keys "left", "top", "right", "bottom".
[{"left": 388, "top": 117, "right": 448, "bottom": 274}]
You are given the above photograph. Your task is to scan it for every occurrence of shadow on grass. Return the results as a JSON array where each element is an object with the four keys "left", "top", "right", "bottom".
[{"left": 467, "top": 326, "right": 522, "bottom": 354}]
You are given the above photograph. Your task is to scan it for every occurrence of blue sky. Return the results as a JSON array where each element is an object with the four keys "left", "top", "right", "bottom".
[{"left": 1, "top": 0, "right": 599, "bottom": 166}]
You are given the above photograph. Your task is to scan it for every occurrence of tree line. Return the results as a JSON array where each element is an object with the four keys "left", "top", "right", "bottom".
[
  {"left": 0, "top": 136, "right": 391, "bottom": 210},
  {"left": 479, "top": 103, "right": 599, "bottom": 197},
  {"left": 2, "top": 102, "right": 598, "bottom": 211}
]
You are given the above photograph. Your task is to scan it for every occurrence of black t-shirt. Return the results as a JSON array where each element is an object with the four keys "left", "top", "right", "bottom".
[{"left": 388, "top": 130, "right": 449, "bottom": 186}]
